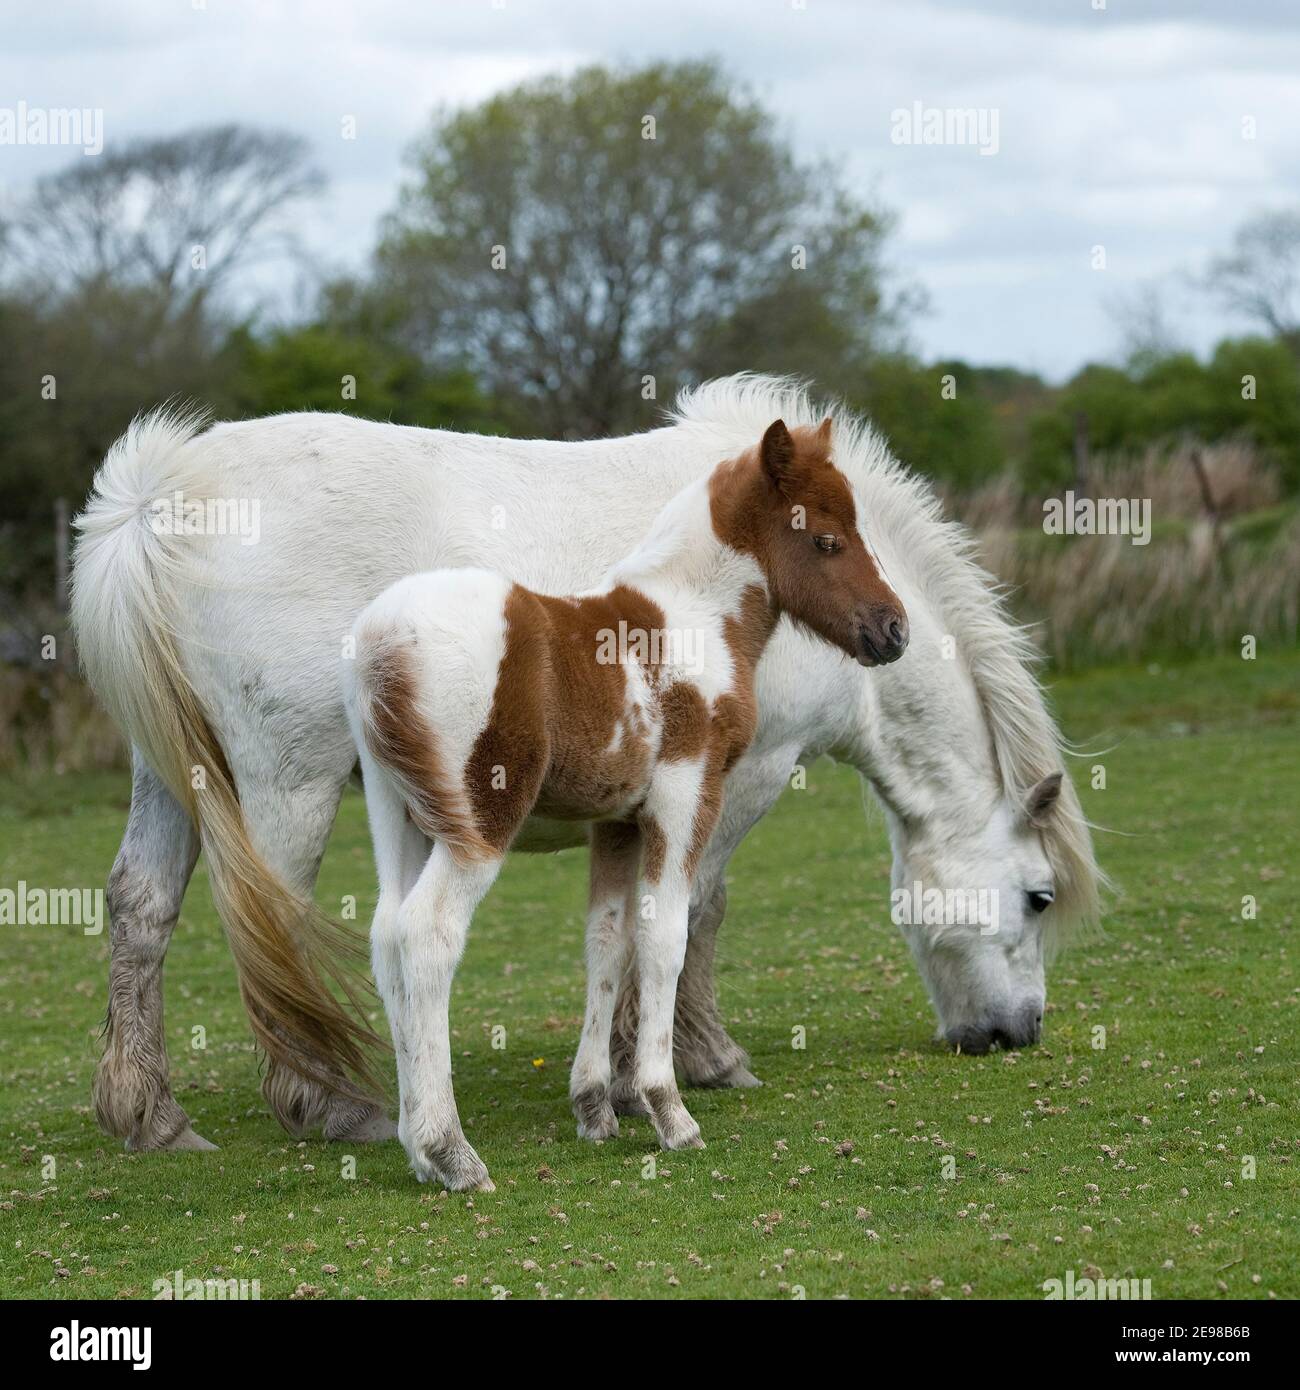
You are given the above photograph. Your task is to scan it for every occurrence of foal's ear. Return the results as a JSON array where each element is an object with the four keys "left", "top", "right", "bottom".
[
  {"left": 760, "top": 419, "right": 797, "bottom": 492},
  {"left": 816, "top": 416, "right": 833, "bottom": 449},
  {"left": 1023, "top": 772, "right": 1064, "bottom": 829}
]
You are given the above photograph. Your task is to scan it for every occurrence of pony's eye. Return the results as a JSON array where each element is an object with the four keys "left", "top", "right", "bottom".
[
  {"left": 1026, "top": 889, "right": 1054, "bottom": 915},
  {"left": 814, "top": 534, "right": 841, "bottom": 553}
]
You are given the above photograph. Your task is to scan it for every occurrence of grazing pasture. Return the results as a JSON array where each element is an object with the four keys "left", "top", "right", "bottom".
[{"left": 1, "top": 650, "right": 1296, "bottom": 1300}]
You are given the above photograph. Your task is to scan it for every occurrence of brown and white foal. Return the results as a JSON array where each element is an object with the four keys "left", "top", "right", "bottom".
[{"left": 343, "top": 418, "right": 908, "bottom": 1190}]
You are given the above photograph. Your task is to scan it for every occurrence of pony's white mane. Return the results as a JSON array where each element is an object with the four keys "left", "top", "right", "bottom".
[{"left": 671, "top": 374, "right": 1104, "bottom": 940}]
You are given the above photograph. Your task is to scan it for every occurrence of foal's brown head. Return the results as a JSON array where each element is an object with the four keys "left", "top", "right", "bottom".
[{"left": 711, "top": 418, "right": 909, "bottom": 666}]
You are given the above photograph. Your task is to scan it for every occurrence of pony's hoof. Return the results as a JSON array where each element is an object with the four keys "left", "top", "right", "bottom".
[
  {"left": 662, "top": 1124, "right": 705, "bottom": 1152},
  {"left": 162, "top": 1126, "right": 218, "bottom": 1153},
  {"left": 572, "top": 1085, "right": 619, "bottom": 1141},
  {"left": 609, "top": 1081, "right": 649, "bottom": 1117},
  {"left": 324, "top": 1099, "right": 397, "bottom": 1144},
  {"left": 721, "top": 1065, "right": 762, "bottom": 1089},
  {"left": 645, "top": 1090, "right": 703, "bottom": 1151},
  {"left": 411, "top": 1137, "right": 492, "bottom": 1193},
  {"left": 576, "top": 1112, "right": 619, "bottom": 1142},
  {"left": 337, "top": 1111, "right": 398, "bottom": 1144}
]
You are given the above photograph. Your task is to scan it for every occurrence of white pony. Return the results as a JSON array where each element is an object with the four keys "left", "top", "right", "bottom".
[
  {"left": 71, "top": 375, "right": 1102, "bottom": 1152},
  {"left": 343, "top": 418, "right": 906, "bottom": 1189}
]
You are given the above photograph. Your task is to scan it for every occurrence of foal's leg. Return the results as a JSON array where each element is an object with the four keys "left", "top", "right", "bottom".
[
  {"left": 634, "top": 866, "right": 702, "bottom": 1149},
  {"left": 611, "top": 744, "right": 797, "bottom": 1102},
  {"left": 395, "top": 841, "right": 502, "bottom": 1191},
  {"left": 609, "top": 881, "right": 754, "bottom": 1112},
  {"left": 571, "top": 822, "right": 640, "bottom": 1141},
  {"left": 633, "top": 765, "right": 717, "bottom": 1151},
  {"left": 94, "top": 751, "right": 206, "bottom": 1151},
  {"left": 359, "top": 754, "right": 429, "bottom": 1143}
]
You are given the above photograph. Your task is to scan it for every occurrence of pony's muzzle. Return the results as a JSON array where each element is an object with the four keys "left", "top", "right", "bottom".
[
  {"left": 858, "top": 609, "right": 909, "bottom": 666},
  {"left": 946, "top": 1004, "right": 1042, "bottom": 1055}
]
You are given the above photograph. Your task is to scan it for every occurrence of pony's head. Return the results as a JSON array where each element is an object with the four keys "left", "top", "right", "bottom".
[
  {"left": 675, "top": 373, "right": 1104, "bottom": 1051},
  {"left": 885, "top": 773, "right": 1076, "bottom": 1052},
  {"left": 712, "top": 418, "right": 909, "bottom": 666}
]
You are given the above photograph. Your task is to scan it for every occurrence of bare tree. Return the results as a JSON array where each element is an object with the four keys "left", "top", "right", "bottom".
[
  {"left": 0, "top": 126, "right": 325, "bottom": 530},
  {"left": 4, "top": 124, "right": 323, "bottom": 314},
  {"left": 1206, "top": 208, "right": 1300, "bottom": 353},
  {"left": 1108, "top": 279, "right": 1185, "bottom": 368}
]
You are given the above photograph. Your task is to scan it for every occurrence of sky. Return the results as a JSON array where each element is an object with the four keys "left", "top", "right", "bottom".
[{"left": 3, "top": 0, "right": 1299, "bottom": 381}]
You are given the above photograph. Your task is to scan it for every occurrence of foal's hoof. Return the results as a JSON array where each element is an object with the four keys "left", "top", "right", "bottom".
[
  {"left": 719, "top": 1064, "right": 762, "bottom": 1090},
  {"left": 572, "top": 1084, "right": 619, "bottom": 1141},
  {"left": 411, "top": 1137, "right": 494, "bottom": 1193}
]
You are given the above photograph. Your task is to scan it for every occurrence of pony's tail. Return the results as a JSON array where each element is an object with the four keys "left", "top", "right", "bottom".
[{"left": 71, "top": 408, "right": 386, "bottom": 1109}]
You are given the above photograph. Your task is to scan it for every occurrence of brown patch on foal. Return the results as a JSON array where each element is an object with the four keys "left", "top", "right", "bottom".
[
  {"left": 360, "top": 641, "right": 496, "bottom": 866},
  {"left": 463, "top": 584, "right": 670, "bottom": 851},
  {"left": 658, "top": 680, "right": 709, "bottom": 763},
  {"left": 640, "top": 816, "right": 667, "bottom": 883}
]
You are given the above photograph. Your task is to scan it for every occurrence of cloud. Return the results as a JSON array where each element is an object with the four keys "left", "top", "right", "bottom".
[{"left": 2, "top": 0, "right": 1295, "bottom": 378}]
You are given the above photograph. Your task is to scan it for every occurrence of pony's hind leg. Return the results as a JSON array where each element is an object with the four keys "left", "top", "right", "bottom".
[
  {"left": 395, "top": 841, "right": 502, "bottom": 1191},
  {"left": 95, "top": 751, "right": 207, "bottom": 1151},
  {"left": 571, "top": 822, "right": 640, "bottom": 1141},
  {"left": 671, "top": 882, "right": 760, "bottom": 1089},
  {"left": 235, "top": 759, "right": 395, "bottom": 1143}
]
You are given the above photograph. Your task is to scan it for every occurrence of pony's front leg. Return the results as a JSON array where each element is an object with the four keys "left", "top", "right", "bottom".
[
  {"left": 394, "top": 841, "right": 501, "bottom": 1191},
  {"left": 571, "top": 822, "right": 640, "bottom": 1141}
]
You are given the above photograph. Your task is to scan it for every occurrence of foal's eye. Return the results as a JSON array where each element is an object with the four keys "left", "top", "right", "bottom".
[
  {"left": 814, "top": 534, "right": 841, "bottom": 553},
  {"left": 1026, "top": 889, "right": 1055, "bottom": 915}
]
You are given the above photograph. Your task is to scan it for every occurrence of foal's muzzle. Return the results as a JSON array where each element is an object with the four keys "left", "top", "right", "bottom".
[{"left": 858, "top": 609, "right": 910, "bottom": 666}]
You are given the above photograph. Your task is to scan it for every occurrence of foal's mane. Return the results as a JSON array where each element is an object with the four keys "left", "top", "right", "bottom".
[{"left": 670, "top": 374, "right": 1104, "bottom": 944}]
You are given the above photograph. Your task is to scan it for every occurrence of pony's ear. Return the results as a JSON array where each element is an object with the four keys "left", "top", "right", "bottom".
[
  {"left": 1023, "top": 772, "right": 1064, "bottom": 828},
  {"left": 760, "top": 419, "right": 798, "bottom": 492},
  {"left": 816, "top": 416, "right": 833, "bottom": 449}
]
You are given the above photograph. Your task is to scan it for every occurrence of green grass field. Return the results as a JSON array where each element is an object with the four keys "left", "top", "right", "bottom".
[{"left": 2, "top": 650, "right": 1297, "bottom": 1300}]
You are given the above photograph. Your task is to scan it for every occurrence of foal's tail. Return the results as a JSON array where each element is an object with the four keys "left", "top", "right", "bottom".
[
  {"left": 71, "top": 408, "right": 386, "bottom": 1108},
  {"left": 348, "top": 621, "right": 498, "bottom": 868}
]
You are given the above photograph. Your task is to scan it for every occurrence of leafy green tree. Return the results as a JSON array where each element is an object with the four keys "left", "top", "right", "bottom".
[
  {"left": 369, "top": 61, "right": 901, "bottom": 438},
  {"left": 221, "top": 324, "right": 506, "bottom": 433},
  {"left": 1204, "top": 337, "right": 1300, "bottom": 488},
  {"left": 856, "top": 356, "right": 1004, "bottom": 488}
]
